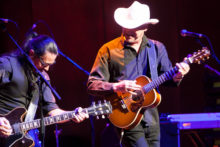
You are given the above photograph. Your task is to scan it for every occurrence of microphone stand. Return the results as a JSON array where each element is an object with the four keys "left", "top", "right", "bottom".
[
  {"left": 58, "top": 50, "right": 90, "bottom": 75},
  {"left": 0, "top": 22, "right": 61, "bottom": 147},
  {"left": 29, "top": 20, "right": 94, "bottom": 147},
  {"left": 30, "top": 20, "right": 90, "bottom": 75}
]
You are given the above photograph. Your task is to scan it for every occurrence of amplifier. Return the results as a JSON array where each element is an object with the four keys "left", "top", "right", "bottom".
[
  {"left": 160, "top": 113, "right": 220, "bottom": 147},
  {"left": 167, "top": 113, "right": 220, "bottom": 130}
]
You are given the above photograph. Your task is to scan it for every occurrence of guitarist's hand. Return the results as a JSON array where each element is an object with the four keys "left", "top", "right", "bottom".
[
  {"left": 173, "top": 62, "right": 190, "bottom": 82},
  {"left": 0, "top": 117, "right": 12, "bottom": 137},
  {"left": 113, "top": 80, "right": 142, "bottom": 95},
  {"left": 72, "top": 107, "right": 89, "bottom": 123}
]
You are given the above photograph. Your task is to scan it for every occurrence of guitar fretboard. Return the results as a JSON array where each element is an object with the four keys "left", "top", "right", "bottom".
[
  {"left": 142, "top": 66, "right": 179, "bottom": 93},
  {"left": 20, "top": 110, "right": 79, "bottom": 132},
  {"left": 142, "top": 58, "right": 192, "bottom": 93}
]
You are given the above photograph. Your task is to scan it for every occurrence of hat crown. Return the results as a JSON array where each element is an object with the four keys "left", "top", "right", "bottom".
[
  {"left": 114, "top": 1, "right": 159, "bottom": 29},
  {"left": 128, "top": 1, "right": 150, "bottom": 21}
]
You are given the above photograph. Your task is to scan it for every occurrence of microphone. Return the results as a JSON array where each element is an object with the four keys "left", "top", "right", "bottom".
[
  {"left": 180, "top": 29, "right": 205, "bottom": 38},
  {"left": 25, "top": 23, "right": 38, "bottom": 38},
  {"left": 0, "top": 18, "right": 10, "bottom": 23},
  {"left": 0, "top": 18, "right": 19, "bottom": 31}
]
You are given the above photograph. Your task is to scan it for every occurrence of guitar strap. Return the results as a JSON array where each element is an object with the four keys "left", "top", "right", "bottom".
[
  {"left": 143, "top": 40, "right": 159, "bottom": 126},
  {"left": 147, "top": 40, "right": 158, "bottom": 80},
  {"left": 25, "top": 79, "right": 40, "bottom": 122}
]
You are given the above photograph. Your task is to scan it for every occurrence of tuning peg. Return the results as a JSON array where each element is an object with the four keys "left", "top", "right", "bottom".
[
  {"left": 102, "top": 115, "right": 105, "bottom": 119},
  {"left": 96, "top": 116, "right": 99, "bottom": 119},
  {"left": 92, "top": 101, "right": 96, "bottom": 106}
]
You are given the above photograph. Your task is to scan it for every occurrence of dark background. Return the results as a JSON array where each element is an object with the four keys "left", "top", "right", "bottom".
[{"left": 0, "top": 0, "right": 219, "bottom": 146}]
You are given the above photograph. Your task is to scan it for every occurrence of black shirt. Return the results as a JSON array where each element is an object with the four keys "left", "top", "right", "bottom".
[
  {"left": 0, "top": 54, "right": 59, "bottom": 114},
  {"left": 87, "top": 35, "right": 175, "bottom": 126}
]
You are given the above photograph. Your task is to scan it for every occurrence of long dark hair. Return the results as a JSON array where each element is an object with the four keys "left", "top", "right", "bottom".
[{"left": 23, "top": 32, "right": 59, "bottom": 57}]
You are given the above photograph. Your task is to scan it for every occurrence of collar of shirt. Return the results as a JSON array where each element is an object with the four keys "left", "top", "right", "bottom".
[{"left": 119, "top": 34, "right": 151, "bottom": 52}]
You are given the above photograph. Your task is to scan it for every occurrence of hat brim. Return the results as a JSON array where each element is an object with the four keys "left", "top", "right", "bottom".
[{"left": 114, "top": 8, "right": 159, "bottom": 29}]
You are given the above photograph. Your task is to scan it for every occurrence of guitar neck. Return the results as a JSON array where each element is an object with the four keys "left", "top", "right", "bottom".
[
  {"left": 20, "top": 109, "right": 85, "bottom": 132},
  {"left": 143, "top": 59, "right": 191, "bottom": 93}
]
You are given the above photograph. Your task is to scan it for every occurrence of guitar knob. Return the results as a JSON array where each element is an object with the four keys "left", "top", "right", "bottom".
[{"left": 22, "top": 140, "right": 25, "bottom": 144}]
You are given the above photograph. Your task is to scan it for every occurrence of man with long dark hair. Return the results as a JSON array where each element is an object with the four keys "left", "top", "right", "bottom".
[{"left": 0, "top": 34, "right": 88, "bottom": 138}]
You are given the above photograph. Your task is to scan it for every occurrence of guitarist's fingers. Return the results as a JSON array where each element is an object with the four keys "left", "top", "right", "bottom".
[
  {"left": 0, "top": 117, "right": 12, "bottom": 130},
  {"left": 113, "top": 80, "right": 141, "bottom": 93},
  {"left": 125, "top": 81, "right": 141, "bottom": 91},
  {"left": 176, "top": 62, "right": 190, "bottom": 75},
  {"left": 77, "top": 107, "right": 89, "bottom": 119},
  {"left": 72, "top": 107, "right": 89, "bottom": 123},
  {"left": 128, "top": 90, "right": 138, "bottom": 95},
  {"left": 0, "top": 126, "right": 12, "bottom": 136}
]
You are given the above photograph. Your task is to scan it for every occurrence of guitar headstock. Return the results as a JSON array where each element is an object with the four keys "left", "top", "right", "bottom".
[
  {"left": 87, "top": 100, "right": 112, "bottom": 119},
  {"left": 185, "top": 47, "right": 210, "bottom": 64}
]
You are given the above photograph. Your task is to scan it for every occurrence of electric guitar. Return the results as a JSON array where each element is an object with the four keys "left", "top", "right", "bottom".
[
  {"left": 0, "top": 100, "right": 112, "bottom": 147},
  {"left": 106, "top": 47, "right": 210, "bottom": 130}
]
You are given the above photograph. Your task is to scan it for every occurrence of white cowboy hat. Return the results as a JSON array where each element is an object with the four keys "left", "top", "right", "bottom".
[{"left": 114, "top": 1, "right": 159, "bottom": 29}]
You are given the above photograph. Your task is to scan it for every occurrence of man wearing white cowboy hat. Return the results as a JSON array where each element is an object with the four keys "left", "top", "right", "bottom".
[{"left": 87, "top": 1, "right": 190, "bottom": 147}]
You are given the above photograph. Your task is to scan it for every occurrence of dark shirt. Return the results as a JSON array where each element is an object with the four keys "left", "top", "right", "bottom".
[
  {"left": 87, "top": 35, "right": 175, "bottom": 126},
  {"left": 0, "top": 54, "right": 59, "bottom": 115}
]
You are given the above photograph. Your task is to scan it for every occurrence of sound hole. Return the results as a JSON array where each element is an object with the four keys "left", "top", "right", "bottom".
[
  {"left": 131, "top": 90, "right": 143, "bottom": 101},
  {"left": 130, "top": 90, "right": 144, "bottom": 112}
]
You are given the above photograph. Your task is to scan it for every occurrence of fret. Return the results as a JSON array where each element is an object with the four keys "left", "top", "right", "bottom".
[
  {"left": 161, "top": 75, "right": 166, "bottom": 82},
  {"left": 168, "top": 70, "right": 172, "bottom": 78},
  {"left": 154, "top": 79, "right": 158, "bottom": 88},
  {"left": 71, "top": 112, "right": 76, "bottom": 119},
  {"left": 68, "top": 113, "right": 73, "bottom": 119},
  {"left": 157, "top": 78, "right": 161, "bottom": 86},
  {"left": 165, "top": 71, "right": 171, "bottom": 80},
  {"left": 49, "top": 117, "right": 54, "bottom": 124},
  {"left": 29, "top": 122, "right": 33, "bottom": 129},
  {"left": 159, "top": 76, "right": 164, "bottom": 84},
  {"left": 63, "top": 113, "right": 69, "bottom": 120},
  {"left": 25, "top": 123, "right": 29, "bottom": 130},
  {"left": 151, "top": 81, "right": 155, "bottom": 89},
  {"left": 21, "top": 124, "right": 26, "bottom": 131},
  {"left": 55, "top": 116, "right": 61, "bottom": 122},
  {"left": 44, "top": 117, "right": 50, "bottom": 125},
  {"left": 171, "top": 68, "right": 175, "bottom": 75},
  {"left": 155, "top": 80, "right": 158, "bottom": 87},
  {"left": 44, "top": 118, "right": 48, "bottom": 125},
  {"left": 33, "top": 121, "right": 38, "bottom": 128}
]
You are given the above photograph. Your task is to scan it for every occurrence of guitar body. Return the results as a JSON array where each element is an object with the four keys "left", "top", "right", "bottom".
[
  {"left": 0, "top": 107, "right": 34, "bottom": 147},
  {"left": 106, "top": 48, "right": 211, "bottom": 129},
  {"left": 106, "top": 75, "right": 161, "bottom": 130},
  {"left": 0, "top": 101, "right": 112, "bottom": 147}
]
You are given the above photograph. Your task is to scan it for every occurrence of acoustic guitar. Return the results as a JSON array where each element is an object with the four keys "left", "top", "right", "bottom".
[
  {"left": 0, "top": 100, "right": 112, "bottom": 147},
  {"left": 106, "top": 47, "right": 210, "bottom": 130}
]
